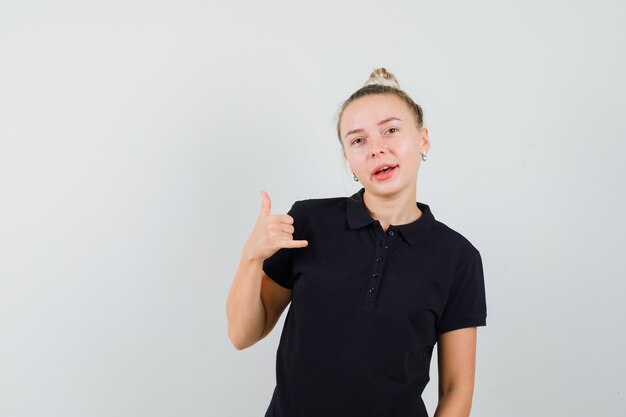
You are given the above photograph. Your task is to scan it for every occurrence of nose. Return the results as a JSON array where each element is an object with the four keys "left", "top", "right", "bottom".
[{"left": 369, "top": 135, "right": 386, "bottom": 157}]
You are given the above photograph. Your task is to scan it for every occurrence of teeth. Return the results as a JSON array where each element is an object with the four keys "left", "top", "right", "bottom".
[{"left": 377, "top": 166, "right": 391, "bottom": 173}]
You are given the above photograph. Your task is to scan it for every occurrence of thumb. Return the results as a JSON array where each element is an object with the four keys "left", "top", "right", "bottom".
[{"left": 259, "top": 190, "right": 271, "bottom": 217}]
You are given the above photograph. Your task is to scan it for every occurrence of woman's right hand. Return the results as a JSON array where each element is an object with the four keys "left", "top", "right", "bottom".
[{"left": 242, "top": 191, "right": 309, "bottom": 262}]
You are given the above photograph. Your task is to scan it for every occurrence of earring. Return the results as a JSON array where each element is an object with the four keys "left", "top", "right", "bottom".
[
  {"left": 353, "top": 173, "right": 359, "bottom": 182},
  {"left": 421, "top": 152, "right": 428, "bottom": 162}
]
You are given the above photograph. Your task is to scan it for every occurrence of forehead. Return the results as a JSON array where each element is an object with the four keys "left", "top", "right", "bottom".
[{"left": 340, "top": 94, "right": 409, "bottom": 132}]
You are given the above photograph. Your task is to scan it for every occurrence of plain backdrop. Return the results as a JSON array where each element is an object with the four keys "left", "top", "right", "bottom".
[{"left": 1, "top": 1, "right": 625, "bottom": 416}]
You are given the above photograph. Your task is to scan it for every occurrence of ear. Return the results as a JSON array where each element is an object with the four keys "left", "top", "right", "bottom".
[{"left": 420, "top": 128, "right": 431, "bottom": 153}]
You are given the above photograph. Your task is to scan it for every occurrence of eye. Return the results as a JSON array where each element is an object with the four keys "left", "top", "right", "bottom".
[
  {"left": 387, "top": 127, "right": 398, "bottom": 134},
  {"left": 351, "top": 137, "right": 364, "bottom": 145}
]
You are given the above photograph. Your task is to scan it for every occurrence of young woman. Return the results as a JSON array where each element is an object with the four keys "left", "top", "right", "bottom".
[{"left": 226, "top": 68, "right": 487, "bottom": 417}]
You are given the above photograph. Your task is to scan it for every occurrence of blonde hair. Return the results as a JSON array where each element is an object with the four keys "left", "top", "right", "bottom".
[{"left": 335, "top": 67, "right": 424, "bottom": 149}]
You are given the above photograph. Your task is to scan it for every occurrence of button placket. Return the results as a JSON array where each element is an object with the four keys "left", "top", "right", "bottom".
[
  {"left": 365, "top": 246, "right": 383, "bottom": 304},
  {"left": 385, "top": 228, "right": 395, "bottom": 249},
  {"left": 365, "top": 225, "right": 396, "bottom": 306}
]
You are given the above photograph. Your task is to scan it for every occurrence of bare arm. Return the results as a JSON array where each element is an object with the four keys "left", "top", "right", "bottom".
[
  {"left": 225, "top": 252, "right": 266, "bottom": 350},
  {"left": 225, "top": 191, "right": 306, "bottom": 350},
  {"left": 257, "top": 272, "right": 292, "bottom": 341},
  {"left": 433, "top": 327, "right": 478, "bottom": 417},
  {"left": 226, "top": 251, "right": 293, "bottom": 350}
]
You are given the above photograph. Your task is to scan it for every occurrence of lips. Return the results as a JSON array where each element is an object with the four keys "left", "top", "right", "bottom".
[
  {"left": 371, "top": 163, "right": 399, "bottom": 175},
  {"left": 371, "top": 165, "right": 398, "bottom": 181}
]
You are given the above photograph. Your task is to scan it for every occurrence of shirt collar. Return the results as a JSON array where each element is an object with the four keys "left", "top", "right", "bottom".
[{"left": 346, "top": 187, "right": 436, "bottom": 245}]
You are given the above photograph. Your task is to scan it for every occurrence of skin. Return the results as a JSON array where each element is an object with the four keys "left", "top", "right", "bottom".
[
  {"left": 339, "top": 94, "right": 478, "bottom": 417},
  {"left": 339, "top": 94, "right": 430, "bottom": 232}
]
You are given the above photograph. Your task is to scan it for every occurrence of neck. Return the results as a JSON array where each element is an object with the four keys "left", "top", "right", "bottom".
[{"left": 362, "top": 187, "right": 423, "bottom": 230}]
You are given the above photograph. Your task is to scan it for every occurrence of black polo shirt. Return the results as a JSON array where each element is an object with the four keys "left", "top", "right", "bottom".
[{"left": 262, "top": 187, "right": 487, "bottom": 417}]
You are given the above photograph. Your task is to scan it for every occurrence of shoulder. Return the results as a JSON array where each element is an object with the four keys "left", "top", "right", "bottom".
[
  {"left": 286, "top": 195, "right": 349, "bottom": 235},
  {"left": 429, "top": 217, "right": 481, "bottom": 264},
  {"left": 291, "top": 195, "right": 347, "bottom": 218},
  {"left": 426, "top": 218, "right": 484, "bottom": 292},
  {"left": 293, "top": 195, "right": 347, "bottom": 208}
]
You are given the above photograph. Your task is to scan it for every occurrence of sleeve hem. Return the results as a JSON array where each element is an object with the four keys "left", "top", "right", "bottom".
[
  {"left": 262, "top": 265, "right": 294, "bottom": 290},
  {"left": 436, "top": 315, "right": 486, "bottom": 334}
]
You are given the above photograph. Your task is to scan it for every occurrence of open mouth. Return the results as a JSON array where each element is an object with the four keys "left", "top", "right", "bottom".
[{"left": 373, "top": 165, "right": 398, "bottom": 179}]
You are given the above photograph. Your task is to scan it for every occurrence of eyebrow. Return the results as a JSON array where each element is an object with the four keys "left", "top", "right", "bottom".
[{"left": 344, "top": 117, "right": 403, "bottom": 140}]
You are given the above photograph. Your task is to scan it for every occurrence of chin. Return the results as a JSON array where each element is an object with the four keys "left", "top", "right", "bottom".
[
  {"left": 368, "top": 180, "right": 415, "bottom": 194},
  {"left": 367, "top": 182, "right": 403, "bottom": 194}
]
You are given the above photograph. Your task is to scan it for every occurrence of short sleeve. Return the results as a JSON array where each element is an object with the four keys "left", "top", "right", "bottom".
[
  {"left": 436, "top": 248, "right": 487, "bottom": 334},
  {"left": 262, "top": 201, "right": 302, "bottom": 289}
]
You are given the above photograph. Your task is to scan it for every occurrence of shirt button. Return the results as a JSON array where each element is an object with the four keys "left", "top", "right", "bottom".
[
  {"left": 368, "top": 286, "right": 376, "bottom": 293},
  {"left": 388, "top": 230, "right": 395, "bottom": 236},
  {"left": 376, "top": 256, "right": 383, "bottom": 262},
  {"left": 372, "top": 273, "right": 380, "bottom": 279}
]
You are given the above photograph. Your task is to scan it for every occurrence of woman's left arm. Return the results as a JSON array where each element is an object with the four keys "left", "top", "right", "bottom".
[{"left": 433, "top": 327, "right": 478, "bottom": 417}]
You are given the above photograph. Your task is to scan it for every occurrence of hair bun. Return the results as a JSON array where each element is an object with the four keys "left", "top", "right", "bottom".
[{"left": 362, "top": 67, "right": 400, "bottom": 89}]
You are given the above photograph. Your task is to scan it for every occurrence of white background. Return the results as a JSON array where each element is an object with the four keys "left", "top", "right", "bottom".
[{"left": 1, "top": 1, "right": 625, "bottom": 416}]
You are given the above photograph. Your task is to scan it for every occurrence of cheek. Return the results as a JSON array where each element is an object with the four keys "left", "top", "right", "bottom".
[
  {"left": 401, "top": 141, "right": 420, "bottom": 156},
  {"left": 397, "top": 146, "right": 420, "bottom": 166},
  {"left": 346, "top": 154, "right": 366, "bottom": 171},
  {"left": 347, "top": 147, "right": 368, "bottom": 161}
]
